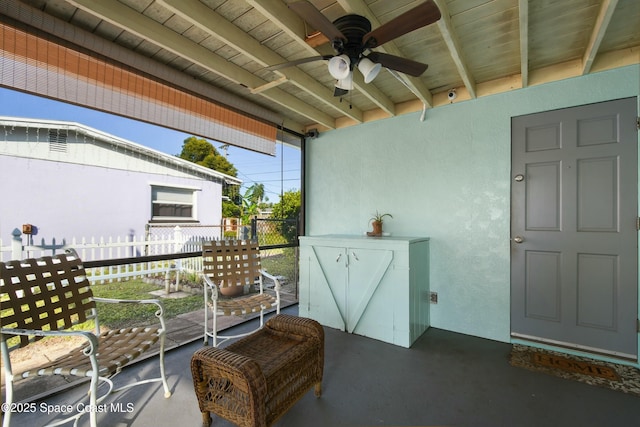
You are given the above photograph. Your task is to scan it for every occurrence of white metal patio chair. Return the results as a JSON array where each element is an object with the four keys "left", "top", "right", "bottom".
[
  {"left": 0, "top": 249, "right": 171, "bottom": 427},
  {"left": 202, "top": 240, "right": 281, "bottom": 347}
]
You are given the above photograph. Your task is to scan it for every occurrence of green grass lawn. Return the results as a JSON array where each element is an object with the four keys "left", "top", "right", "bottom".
[{"left": 92, "top": 280, "right": 203, "bottom": 329}]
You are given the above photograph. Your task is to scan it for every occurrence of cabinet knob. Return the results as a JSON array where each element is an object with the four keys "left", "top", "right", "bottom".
[
  {"left": 351, "top": 251, "right": 359, "bottom": 261},
  {"left": 336, "top": 253, "right": 342, "bottom": 262}
]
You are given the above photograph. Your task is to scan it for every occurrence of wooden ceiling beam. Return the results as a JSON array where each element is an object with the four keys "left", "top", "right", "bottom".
[
  {"left": 518, "top": 0, "right": 529, "bottom": 88},
  {"left": 247, "top": 0, "right": 320, "bottom": 57},
  {"left": 66, "top": 0, "right": 337, "bottom": 129},
  {"left": 158, "top": 0, "right": 363, "bottom": 124},
  {"left": 582, "top": 0, "right": 619, "bottom": 75},
  {"left": 433, "top": 0, "right": 477, "bottom": 99}
]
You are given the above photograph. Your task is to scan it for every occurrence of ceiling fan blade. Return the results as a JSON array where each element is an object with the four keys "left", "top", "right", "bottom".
[
  {"left": 363, "top": 0, "right": 441, "bottom": 48},
  {"left": 289, "top": 1, "right": 345, "bottom": 42},
  {"left": 367, "top": 52, "right": 428, "bottom": 77},
  {"left": 265, "top": 55, "right": 332, "bottom": 71}
]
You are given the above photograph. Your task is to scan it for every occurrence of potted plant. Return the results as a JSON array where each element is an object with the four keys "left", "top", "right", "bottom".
[{"left": 368, "top": 211, "right": 392, "bottom": 236}]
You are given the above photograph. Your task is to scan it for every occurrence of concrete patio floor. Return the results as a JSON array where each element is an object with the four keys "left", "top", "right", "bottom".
[{"left": 3, "top": 305, "right": 640, "bottom": 427}]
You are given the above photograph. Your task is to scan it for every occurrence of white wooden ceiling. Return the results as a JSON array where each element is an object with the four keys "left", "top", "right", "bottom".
[{"left": 10, "top": 0, "right": 640, "bottom": 134}]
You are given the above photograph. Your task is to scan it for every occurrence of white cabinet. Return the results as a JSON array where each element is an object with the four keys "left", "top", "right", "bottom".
[{"left": 299, "top": 235, "right": 430, "bottom": 347}]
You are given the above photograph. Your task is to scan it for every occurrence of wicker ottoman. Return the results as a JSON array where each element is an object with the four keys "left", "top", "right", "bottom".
[{"left": 191, "top": 314, "right": 324, "bottom": 427}]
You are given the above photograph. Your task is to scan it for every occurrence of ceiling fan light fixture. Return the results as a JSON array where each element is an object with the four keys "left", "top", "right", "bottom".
[
  {"left": 328, "top": 54, "right": 351, "bottom": 79},
  {"left": 335, "top": 71, "right": 353, "bottom": 90},
  {"left": 358, "top": 57, "right": 381, "bottom": 83}
]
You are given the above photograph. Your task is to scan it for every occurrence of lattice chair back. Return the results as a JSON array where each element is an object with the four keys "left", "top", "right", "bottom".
[
  {"left": 202, "top": 239, "right": 261, "bottom": 295},
  {"left": 1, "top": 251, "right": 97, "bottom": 350},
  {"left": 202, "top": 240, "right": 281, "bottom": 347}
]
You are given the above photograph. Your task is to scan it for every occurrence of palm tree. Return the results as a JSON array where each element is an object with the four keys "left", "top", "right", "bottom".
[{"left": 241, "top": 184, "right": 266, "bottom": 222}]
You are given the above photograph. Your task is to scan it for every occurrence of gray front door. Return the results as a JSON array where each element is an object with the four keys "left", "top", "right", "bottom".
[{"left": 511, "top": 97, "right": 638, "bottom": 359}]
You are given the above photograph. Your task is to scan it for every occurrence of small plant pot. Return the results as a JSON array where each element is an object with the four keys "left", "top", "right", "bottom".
[{"left": 368, "top": 220, "right": 383, "bottom": 236}]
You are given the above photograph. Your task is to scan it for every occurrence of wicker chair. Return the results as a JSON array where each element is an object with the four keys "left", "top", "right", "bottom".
[
  {"left": 202, "top": 240, "right": 281, "bottom": 347},
  {"left": 0, "top": 249, "right": 171, "bottom": 427}
]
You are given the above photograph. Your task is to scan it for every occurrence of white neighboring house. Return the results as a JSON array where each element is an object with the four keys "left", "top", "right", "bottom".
[{"left": 0, "top": 116, "right": 242, "bottom": 248}]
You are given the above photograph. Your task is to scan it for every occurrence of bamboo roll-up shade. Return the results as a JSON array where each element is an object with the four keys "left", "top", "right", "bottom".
[{"left": 0, "top": 20, "right": 277, "bottom": 156}]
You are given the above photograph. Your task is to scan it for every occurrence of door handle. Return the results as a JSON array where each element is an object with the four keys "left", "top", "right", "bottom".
[{"left": 512, "top": 236, "right": 524, "bottom": 244}]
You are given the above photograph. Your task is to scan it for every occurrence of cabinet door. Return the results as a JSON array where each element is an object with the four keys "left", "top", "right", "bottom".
[
  {"left": 346, "top": 247, "right": 394, "bottom": 336},
  {"left": 305, "top": 245, "right": 348, "bottom": 331}
]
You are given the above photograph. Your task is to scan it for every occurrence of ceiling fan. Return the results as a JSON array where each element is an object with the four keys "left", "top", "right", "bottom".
[{"left": 267, "top": 1, "right": 441, "bottom": 96}]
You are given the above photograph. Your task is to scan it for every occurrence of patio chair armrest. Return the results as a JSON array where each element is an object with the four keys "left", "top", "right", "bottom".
[
  {"left": 191, "top": 347, "right": 267, "bottom": 420},
  {"left": 93, "top": 296, "right": 163, "bottom": 308},
  {"left": 202, "top": 273, "right": 219, "bottom": 299},
  {"left": 259, "top": 269, "right": 281, "bottom": 292}
]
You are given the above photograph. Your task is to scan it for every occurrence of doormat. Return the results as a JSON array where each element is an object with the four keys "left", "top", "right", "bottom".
[{"left": 509, "top": 344, "right": 640, "bottom": 397}]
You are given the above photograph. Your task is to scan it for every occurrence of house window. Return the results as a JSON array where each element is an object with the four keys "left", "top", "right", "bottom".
[{"left": 151, "top": 186, "right": 195, "bottom": 221}]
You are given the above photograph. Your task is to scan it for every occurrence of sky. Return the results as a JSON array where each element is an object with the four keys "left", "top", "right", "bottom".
[{"left": 0, "top": 87, "right": 301, "bottom": 203}]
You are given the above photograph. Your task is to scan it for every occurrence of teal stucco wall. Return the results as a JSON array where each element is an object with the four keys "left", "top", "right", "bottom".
[{"left": 305, "top": 64, "right": 640, "bottom": 343}]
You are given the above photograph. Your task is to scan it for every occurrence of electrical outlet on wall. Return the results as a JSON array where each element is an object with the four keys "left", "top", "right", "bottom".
[{"left": 430, "top": 292, "right": 438, "bottom": 304}]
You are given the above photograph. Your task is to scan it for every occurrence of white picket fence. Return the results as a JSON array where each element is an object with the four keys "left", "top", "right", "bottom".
[{"left": 0, "top": 226, "right": 220, "bottom": 285}]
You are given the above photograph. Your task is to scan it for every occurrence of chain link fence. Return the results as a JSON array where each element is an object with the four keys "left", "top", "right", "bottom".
[
  {"left": 250, "top": 217, "right": 298, "bottom": 247},
  {"left": 249, "top": 217, "right": 299, "bottom": 299}
]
